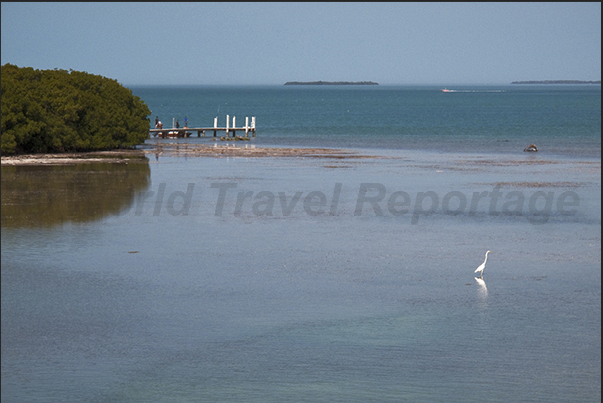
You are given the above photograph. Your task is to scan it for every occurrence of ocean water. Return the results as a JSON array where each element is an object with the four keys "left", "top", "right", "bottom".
[
  {"left": 2, "top": 85, "right": 601, "bottom": 402},
  {"left": 134, "top": 85, "right": 601, "bottom": 158}
]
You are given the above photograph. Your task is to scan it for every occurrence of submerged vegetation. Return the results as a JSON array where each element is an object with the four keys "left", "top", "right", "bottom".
[{"left": 1, "top": 64, "right": 151, "bottom": 155}]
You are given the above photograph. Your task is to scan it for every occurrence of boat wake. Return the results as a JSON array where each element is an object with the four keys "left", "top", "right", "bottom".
[{"left": 442, "top": 89, "right": 506, "bottom": 93}]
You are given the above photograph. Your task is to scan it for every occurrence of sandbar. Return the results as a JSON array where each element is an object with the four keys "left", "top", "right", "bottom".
[
  {"left": 1, "top": 144, "right": 384, "bottom": 165},
  {"left": 1, "top": 149, "right": 147, "bottom": 166}
]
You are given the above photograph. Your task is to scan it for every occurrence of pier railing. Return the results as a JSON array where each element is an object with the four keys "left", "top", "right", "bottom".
[{"left": 149, "top": 115, "right": 256, "bottom": 139}]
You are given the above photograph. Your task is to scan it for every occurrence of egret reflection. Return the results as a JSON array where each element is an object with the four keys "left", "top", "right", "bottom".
[{"left": 474, "top": 276, "right": 488, "bottom": 298}]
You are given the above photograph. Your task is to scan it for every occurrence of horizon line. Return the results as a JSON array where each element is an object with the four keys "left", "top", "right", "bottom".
[{"left": 124, "top": 81, "right": 601, "bottom": 87}]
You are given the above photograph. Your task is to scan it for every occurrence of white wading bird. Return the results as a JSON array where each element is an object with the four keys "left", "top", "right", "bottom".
[{"left": 474, "top": 251, "right": 492, "bottom": 278}]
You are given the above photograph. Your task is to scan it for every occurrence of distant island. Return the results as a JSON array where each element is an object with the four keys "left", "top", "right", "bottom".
[
  {"left": 284, "top": 81, "right": 379, "bottom": 86},
  {"left": 511, "top": 80, "right": 601, "bottom": 85}
]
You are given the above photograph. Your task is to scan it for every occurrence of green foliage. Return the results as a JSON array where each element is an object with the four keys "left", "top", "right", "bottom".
[{"left": 1, "top": 64, "right": 151, "bottom": 154}]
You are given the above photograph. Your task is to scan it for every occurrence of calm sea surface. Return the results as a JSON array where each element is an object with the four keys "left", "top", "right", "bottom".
[
  {"left": 2, "top": 85, "right": 601, "bottom": 402},
  {"left": 134, "top": 84, "right": 601, "bottom": 158}
]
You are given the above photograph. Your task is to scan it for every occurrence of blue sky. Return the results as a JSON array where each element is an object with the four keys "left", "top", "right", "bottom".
[{"left": 1, "top": 2, "right": 600, "bottom": 86}]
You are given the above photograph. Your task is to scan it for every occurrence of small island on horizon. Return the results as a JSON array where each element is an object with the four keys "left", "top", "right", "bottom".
[
  {"left": 511, "top": 80, "right": 601, "bottom": 85},
  {"left": 284, "top": 81, "right": 378, "bottom": 86}
]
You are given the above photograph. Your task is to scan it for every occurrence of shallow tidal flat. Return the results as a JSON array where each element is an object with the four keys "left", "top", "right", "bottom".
[
  {"left": 0, "top": 149, "right": 148, "bottom": 165},
  {"left": 143, "top": 143, "right": 384, "bottom": 160},
  {"left": 1, "top": 142, "right": 600, "bottom": 403}
]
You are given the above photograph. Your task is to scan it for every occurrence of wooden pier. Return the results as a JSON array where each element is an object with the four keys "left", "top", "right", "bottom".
[{"left": 149, "top": 115, "right": 255, "bottom": 140}]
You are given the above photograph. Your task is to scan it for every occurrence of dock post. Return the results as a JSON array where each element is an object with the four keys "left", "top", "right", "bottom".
[
  {"left": 232, "top": 116, "right": 236, "bottom": 138},
  {"left": 251, "top": 117, "right": 256, "bottom": 137},
  {"left": 226, "top": 115, "right": 229, "bottom": 138},
  {"left": 214, "top": 117, "right": 218, "bottom": 137},
  {"left": 245, "top": 117, "right": 249, "bottom": 137}
]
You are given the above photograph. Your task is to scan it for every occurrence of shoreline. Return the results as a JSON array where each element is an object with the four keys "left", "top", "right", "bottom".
[
  {"left": 1, "top": 149, "right": 148, "bottom": 166},
  {"left": 3, "top": 143, "right": 601, "bottom": 166},
  {"left": 1, "top": 144, "right": 387, "bottom": 165}
]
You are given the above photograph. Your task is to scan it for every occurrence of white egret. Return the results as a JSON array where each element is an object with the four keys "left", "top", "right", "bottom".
[{"left": 474, "top": 251, "right": 492, "bottom": 278}]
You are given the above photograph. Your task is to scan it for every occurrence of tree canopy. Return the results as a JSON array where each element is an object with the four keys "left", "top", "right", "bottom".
[{"left": 1, "top": 64, "right": 151, "bottom": 154}]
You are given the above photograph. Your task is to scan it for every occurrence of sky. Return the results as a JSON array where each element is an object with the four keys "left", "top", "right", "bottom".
[{"left": 1, "top": 2, "right": 601, "bottom": 86}]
